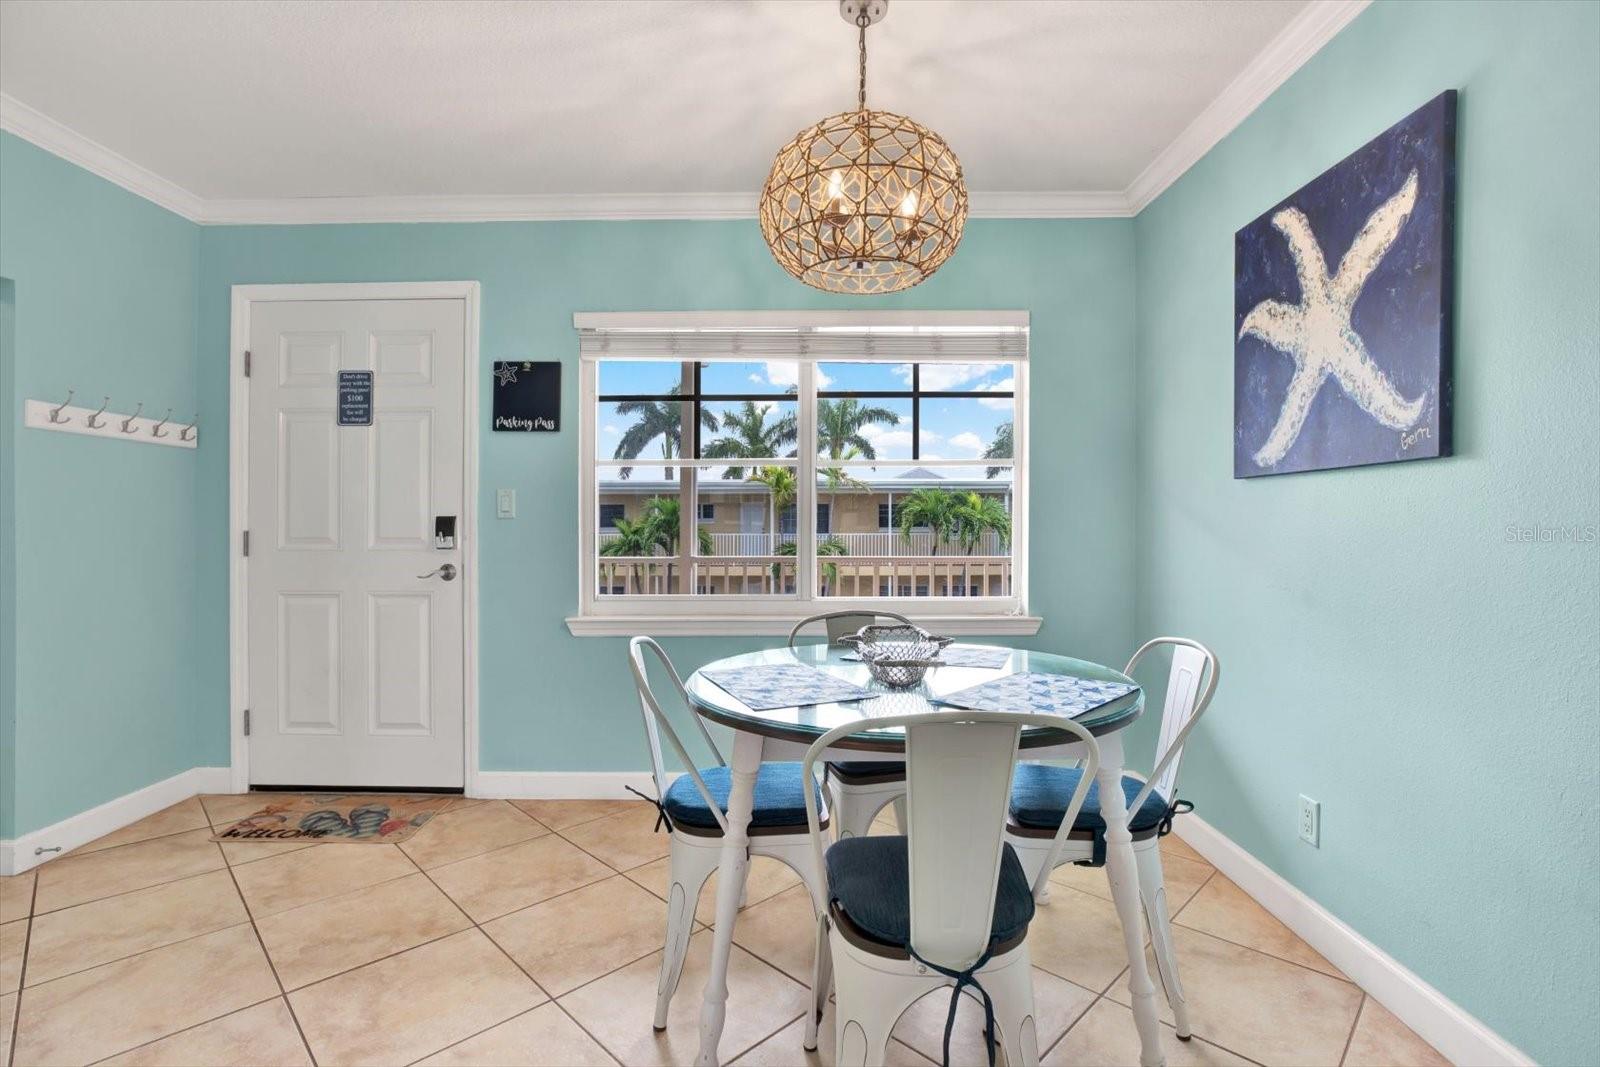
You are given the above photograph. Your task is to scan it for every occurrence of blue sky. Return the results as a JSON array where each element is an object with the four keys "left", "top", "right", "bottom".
[{"left": 596, "top": 360, "right": 1013, "bottom": 464}]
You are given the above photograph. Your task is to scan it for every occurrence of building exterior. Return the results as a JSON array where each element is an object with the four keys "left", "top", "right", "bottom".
[{"left": 596, "top": 469, "right": 1013, "bottom": 597}]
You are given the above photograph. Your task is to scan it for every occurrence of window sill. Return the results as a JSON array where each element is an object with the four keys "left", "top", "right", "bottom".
[{"left": 564, "top": 613, "right": 1043, "bottom": 638}]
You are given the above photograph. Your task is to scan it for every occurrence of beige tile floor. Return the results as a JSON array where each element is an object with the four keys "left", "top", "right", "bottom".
[{"left": 0, "top": 796, "right": 1451, "bottom": 1067}]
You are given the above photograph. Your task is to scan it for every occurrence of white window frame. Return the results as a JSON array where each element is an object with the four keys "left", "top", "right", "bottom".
[{"left": 566, "top": 310, "right": 1038, "bottom": 637}]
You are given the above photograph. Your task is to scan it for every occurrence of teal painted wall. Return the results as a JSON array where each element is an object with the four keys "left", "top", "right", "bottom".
[
  {"left": 194, "top": 218, "right": 1140, "bottom": 774},
  {"left": 0, "top": 133, "right": 203, "bottom": 837},
  {"left": 2, "top": 277, "right": 16, "bottom": 833},
  {"left": 1132, "top": 2, "right": 1600, "bottom": 1063}
]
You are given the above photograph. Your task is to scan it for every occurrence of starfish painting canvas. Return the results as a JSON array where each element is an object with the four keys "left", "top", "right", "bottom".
[{"left": 1235, "top": 91, "right": 1455, "bottom": 477}]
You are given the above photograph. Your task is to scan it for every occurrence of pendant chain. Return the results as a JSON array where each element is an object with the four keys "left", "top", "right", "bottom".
[{"left": 857, "top": 13, "right": 869, "bottom": 111}]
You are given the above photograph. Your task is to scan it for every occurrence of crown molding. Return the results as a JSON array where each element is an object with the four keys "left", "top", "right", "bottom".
[
  {"left": 1, "top": 0, "right": 1366, "bottom": 226},
  {"left": 1125, "top": 0, "right": 1371, "bottom": 214},
  {"left": 0, "top": 92, "right": 205, "bottom": 220}
]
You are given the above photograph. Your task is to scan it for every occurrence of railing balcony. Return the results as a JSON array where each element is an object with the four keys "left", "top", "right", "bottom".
[{"left": 597, "top": 529, "right": 1010, "bottom": 556}]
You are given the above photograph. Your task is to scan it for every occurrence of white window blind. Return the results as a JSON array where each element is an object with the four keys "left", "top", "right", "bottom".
[{"left": 577, "top": 325, "right": 1028, "bottom": 362}]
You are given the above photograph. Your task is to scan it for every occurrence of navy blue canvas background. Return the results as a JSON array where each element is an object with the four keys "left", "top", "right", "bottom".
[{"left": 1234, "top": 91, "right": 1455, "bottom": 477}]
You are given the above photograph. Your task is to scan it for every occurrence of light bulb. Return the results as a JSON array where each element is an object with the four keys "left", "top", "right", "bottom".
[
  {"left": 898, "top": 191, "right": 919, "bottom": 217},
  {"left": 827, "top": 170, "right": 845, "bottom": 202}
]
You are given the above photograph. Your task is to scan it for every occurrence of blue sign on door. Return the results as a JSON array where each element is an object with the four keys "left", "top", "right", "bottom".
[{"left": 338, "top": 370, "right": 373, "bottom": 426}]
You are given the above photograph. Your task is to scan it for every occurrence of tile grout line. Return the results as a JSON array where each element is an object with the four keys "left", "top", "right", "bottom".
[
  {"left": 1338, "top": 993, "right": 1368, "bottom": 1066},
  {"left": 392, "top": 836, "right": 603, "bottom": 1065},
  {"left": 79, "top": 995, "right": 287, "bottom": 1067},
  {"left": 217, "top": 840, "right": 320, "bottom": 1067},
  {"left": 5, "top": 873, "right": 40, "bottom": 1067},
  {"left": 395, "top": 829, "right": 674, "bottom": 1065}
]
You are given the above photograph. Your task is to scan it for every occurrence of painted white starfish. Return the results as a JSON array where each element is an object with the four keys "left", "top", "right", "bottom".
[
  {"left": 1239, "top": 168, "right": 1427, "bottom": 467},
  {"left": 494, "top": 363, "right": 519, "bottom": 387}
]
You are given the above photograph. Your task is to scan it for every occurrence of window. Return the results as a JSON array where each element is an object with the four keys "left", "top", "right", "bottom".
[{"left": 576, "top": 314, "right": 1028, "bottom": 630}]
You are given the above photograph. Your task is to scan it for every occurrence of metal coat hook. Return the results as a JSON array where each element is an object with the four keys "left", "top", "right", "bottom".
[
  {"left": 150, "top": 409, "right": 172, "bottom": 439},
  {"left": 121, "top": 402, "right": 144, "bottom": 434},
  {"left": 85, "top": 396, "right": 111, "bottom": 429},
  {"left": 49, "top": 390, "right": 74, "bottom": 423},
  {"left": 180, "top": 416, "right": 198, "bottom": 442}
]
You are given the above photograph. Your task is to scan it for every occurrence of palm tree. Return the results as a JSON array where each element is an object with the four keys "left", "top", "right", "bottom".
[
  {"left": 953, "top": 492, "right": 1012, "bottom": 554},
  {"left": 776, "top": 536, "right": 848, "bottom": 590},
  {"left": 745, "top": 466, "right": 796, "bottom": 558},
  {"left": 817, "top": 398, "right": 900, "bottom": 461},
  {"left": 612, "top": 387, "right": 718, "bottom": 479},
  {"left": 638, "top": 496, "right": 713, "bottom": 593},
  {"left": 897, "top": 487, "right": 960, "bottom": 556},
  {"left": 702, "top": 402, "right": 797, "bottom": 479},
  {"left": 820, "top": 446, "right": 871, "bottom": 531},
  {"left": 983, "top": 421, "right": 1013, "bottom": 479},
  {"left": 597, "top": 515, "right": 656, "bottom": 593}
]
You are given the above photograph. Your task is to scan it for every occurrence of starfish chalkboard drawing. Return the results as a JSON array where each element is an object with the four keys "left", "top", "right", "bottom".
[
  {"left": 1238, "top": 169, "right": 1428, "bottom": 468},
  {"left": 494, "top": 363, "right": 520, "bottom": 387}
]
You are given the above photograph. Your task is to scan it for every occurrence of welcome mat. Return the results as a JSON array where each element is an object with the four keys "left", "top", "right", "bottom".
[{"left": 211, "top": 793, "right": 459, "bottom": 844}]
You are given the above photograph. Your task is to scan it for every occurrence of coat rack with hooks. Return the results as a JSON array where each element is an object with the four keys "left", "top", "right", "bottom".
[{"left": 24, "top": 391, "right": 197, "bottom": 449}]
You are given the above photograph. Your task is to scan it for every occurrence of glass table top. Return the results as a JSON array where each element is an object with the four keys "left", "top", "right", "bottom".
[{"left": 684, "top": 643, "right": 1142, "bottom": 750}]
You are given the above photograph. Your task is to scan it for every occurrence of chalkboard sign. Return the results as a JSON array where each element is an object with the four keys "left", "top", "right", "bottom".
[
  {"left": 492, "top": 361, "right": 560, "bottom": 432},
  {"left": 338, "top": 370, "right": 373, "bottom": 426}
]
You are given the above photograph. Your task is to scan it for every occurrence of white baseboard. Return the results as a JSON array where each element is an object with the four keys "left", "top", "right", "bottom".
[
  {"left": 1174, "top": 815, "right": 1533, "bottom": 1067},
  {"left": 473, "top": 770, "right": 673, "bottom": 801},
  {"left": 0, "top": 767, "right": 233, "bottom": 876}
]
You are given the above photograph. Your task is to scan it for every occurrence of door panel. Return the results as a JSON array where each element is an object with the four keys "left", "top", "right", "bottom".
[{"left": 248, "top": 297, "right": 466, "bottom": 788}]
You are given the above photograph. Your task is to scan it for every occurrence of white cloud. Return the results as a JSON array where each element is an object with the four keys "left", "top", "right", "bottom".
[
  {"left": 860, "top": 424, "right": 915, "bottom": 452},
  {"left": 915, "top": 363, "right": 996, "bottom": 391},
  {"left": 602, "top": 424, "right": 619, "bottom": 434},
  {"left": 949, "top": 431, "right": 986, "bottom": 455},
  {"left": 978, "top": 376, "right": 1015, "bottom": 410},
  {"left": 753, "top": 361, "right": 829, "bottom": 390}
]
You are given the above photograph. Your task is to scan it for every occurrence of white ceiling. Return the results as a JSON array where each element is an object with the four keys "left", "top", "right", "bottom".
[{"left": 0, "top": 0, "right": 1363, "bottom": 221}]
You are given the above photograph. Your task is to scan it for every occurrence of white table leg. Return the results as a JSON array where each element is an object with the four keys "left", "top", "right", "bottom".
[
  {"left": 695, "top": 730, "right": 762, "bottom": 1067},
  {"left": 1098, "top": 734, "right": 1166, "bottom": 1067}
]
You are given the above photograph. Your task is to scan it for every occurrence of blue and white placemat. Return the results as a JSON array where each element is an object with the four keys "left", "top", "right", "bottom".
[
  {"left": 937, "top": 645, "right": 1013, "bottom": 669},
  {"left": 936, "top": 671, "right": 1137, "bottom": 719},
  {"left": 702, "top": 664, "right": 874, "bottom": 711}
]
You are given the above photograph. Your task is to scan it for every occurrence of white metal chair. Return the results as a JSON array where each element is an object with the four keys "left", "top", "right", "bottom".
[
  {"left": 1004, "top": 637, "right": 1219, "bottom": 1041},
  {"left": 800, "top": 708, "right": 1101, "bottom": 1067},
  {"left": 788, "top": 610, "right": 913, "bottom": 839},
  {"left": 628, "top": 636, "right": 830, "bottom": 1030}
]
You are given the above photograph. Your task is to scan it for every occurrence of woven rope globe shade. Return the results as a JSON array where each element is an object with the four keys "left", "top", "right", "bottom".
[{"left": 759, "top": 108, "right": 969, "bottom": 295}]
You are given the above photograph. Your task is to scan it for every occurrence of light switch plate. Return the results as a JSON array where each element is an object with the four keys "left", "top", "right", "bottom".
[{"left": 496, "top": 488, "right": 516, "bottom": 519}]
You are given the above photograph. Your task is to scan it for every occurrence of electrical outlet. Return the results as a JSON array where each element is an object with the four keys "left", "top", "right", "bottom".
[
  {"left": 1298, "top": 794, "right": 1320, "bottom": 847},
  {"left": 496, "top": 488, "right": 516, "bottom": 519}
]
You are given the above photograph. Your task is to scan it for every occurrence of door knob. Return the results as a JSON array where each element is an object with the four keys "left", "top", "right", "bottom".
[{"left": 417, "top": 563, "right": 457, "bottom": 581}]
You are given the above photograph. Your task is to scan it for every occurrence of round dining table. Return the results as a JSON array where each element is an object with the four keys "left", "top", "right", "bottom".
[{"left": 682, "top": 642, "right": 1168, "bottom": 1067}]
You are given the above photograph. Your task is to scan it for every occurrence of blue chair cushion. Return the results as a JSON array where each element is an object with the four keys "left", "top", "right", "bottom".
[
  {"left": 825, "top": 836, "right": 1034, "bottom": 949},
  {"left": 1008, "top": 764, "right": 1171, "bottom": 835},
  {"left": 662, "top": 762, "right": 820, "bottom": 832}
]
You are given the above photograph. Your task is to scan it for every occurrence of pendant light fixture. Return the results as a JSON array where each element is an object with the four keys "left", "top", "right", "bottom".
[{"left": 759, "top": 0, "right": 968, "bottom": 295}]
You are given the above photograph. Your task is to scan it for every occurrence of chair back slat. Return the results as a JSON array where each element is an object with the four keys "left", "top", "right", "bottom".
[
  {"left": 1150, "top": 644, "right": 1207, "bottom": 800},
  {"left": 800, "top": 709, "right": 1099, "bottom": 972},
  {"left": 628, "top": 637, "right": 728, "bottom": 830},
  {"left": 1123, "top": 637, "right": 1219, "bottom": 816},
  {"left": 905, "top": 719, "right": 1023, "bottom": 967},
  {"left": 788, "top": 610, "right": 913, "bottom": 648}
]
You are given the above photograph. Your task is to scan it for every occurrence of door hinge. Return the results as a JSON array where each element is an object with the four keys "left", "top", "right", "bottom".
[
  {"left": 242, "top": 530, "right": 250, "bottom": 557},
  {"left": 243, "top": 709, "right": 251, "bottom": 736},
  {"left": 243, "top": 350, "right": 252, "bottom": 377}
]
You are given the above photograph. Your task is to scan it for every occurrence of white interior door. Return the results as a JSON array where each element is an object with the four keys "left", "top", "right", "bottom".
[{"left": 247, "top": 298, "right": 467, "bottom": 788}]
